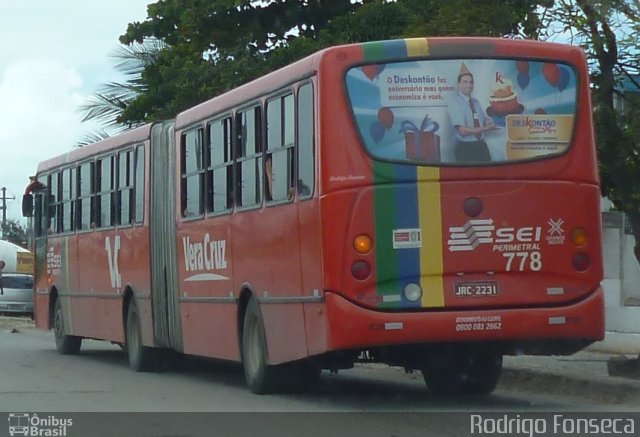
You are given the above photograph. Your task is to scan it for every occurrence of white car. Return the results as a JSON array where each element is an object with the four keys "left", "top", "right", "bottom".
[{"left": 0, "top": 273, "right": 34, "bottom": 314}]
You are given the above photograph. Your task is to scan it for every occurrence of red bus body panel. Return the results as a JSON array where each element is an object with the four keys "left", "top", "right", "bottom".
[{"left": 32, "top": 38, "right": 603, "bottom": 369}]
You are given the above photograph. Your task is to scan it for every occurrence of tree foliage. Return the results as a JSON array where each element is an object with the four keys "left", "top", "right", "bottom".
[
  {"left": 78, "top": 0, "right": 640, "bottom": 261},
  {"left": 78, "top": 38, "right": 167, "bottom": 141},
  {"left": 540, "top": 0, "right": 640, "bottom": 258},
  {"left": 106, "top": 0, "right": 543, "bottom": 125},
  {"left": 402, "top": 0, "right": 549, "bottom": 38},
  {"left": 2, "top": 219, "right": 28, "bottom": 249},
  {"left": 112, "top": 0, "right": 365, "bottom": 123}
]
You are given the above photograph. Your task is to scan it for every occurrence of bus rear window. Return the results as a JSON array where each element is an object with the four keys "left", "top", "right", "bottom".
[{"left": 345, "top": 58, "right": 577, "bottom": 165}]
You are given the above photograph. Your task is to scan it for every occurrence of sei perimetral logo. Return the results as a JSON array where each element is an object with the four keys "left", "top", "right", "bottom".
[
  {"left": 8, "top": 413, "right": 73, "bottom": 437},
  {"left": 447, "top": 219, "right": 542, "bottom": 252}
]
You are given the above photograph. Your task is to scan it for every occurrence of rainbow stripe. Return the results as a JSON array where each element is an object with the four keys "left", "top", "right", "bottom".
[{"left": 362, "top": 38, "right": 445, "bottom": 309}]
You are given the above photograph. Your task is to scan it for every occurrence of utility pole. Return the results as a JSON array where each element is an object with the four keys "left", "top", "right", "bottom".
[{"left": 0, "top": 187, "right": 15, "bottom": 240}]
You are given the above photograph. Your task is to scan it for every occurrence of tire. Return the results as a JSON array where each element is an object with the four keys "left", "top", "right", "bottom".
[
  {"left": 53, "top": 298, "right": 82, "bottom": 355},
  {"left": 125, "top": 301, "right": 156, "bottom": 372},
  {"left": 463, "top": 351, "right": 503, "bottom": 394},
  {"left": 242, "top": 298, "right": 281, "bottom": 394},
  {"left": 422, "top": 348, "right": 502, "bottom": 395}
]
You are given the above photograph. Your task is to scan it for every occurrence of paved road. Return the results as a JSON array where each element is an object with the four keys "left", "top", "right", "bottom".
[{"left": 1, "top": 316, "right": 638, "bottom": 436}]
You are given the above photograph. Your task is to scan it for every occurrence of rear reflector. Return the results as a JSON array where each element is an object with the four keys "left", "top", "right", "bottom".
[
  {"left": 351, "top": 260, "right": 371, "bottom": 280},
  {"left": 572, "top": 252, "right": 590, "bottom": 271}
]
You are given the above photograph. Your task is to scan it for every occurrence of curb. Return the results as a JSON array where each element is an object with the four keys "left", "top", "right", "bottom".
[
  {"left": 500, "top": 367, "right": 640, "bottom": 404},
  {"left": 0, "top": 315, "right": 35, "bottom": 330},
  {"left": 501, "top": 354, "right": 640, "bottom": 404}
]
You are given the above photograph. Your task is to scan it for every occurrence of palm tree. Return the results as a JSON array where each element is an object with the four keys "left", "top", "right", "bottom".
[{"left": 76, "top": 38, "right": 167, "bottom": 146}]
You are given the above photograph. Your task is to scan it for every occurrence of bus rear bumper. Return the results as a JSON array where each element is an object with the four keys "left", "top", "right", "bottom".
[{"left": 324, "top": 286, "right": 604, "bottom": 354}]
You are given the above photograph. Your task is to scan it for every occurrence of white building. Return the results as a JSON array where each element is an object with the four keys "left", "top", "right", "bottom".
[{"left": 597, "top": 210, "right": 640, "bottom": 355}]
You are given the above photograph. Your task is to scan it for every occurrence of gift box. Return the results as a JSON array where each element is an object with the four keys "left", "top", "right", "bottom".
[
  {"left": 404, "top": 131, "right": 440, "bottom": 161},
  {"left": 400, "top": 116, "right": 441, "bottom": 162}
]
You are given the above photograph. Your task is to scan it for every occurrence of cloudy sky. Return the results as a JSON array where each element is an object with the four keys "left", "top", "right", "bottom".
[{"left": 0, "top": 1, "right": 151, "bottom": 223}]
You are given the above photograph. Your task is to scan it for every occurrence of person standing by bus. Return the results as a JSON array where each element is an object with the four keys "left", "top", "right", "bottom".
[{"left": 447, "top": 63, "right": 496, "bottom": 163}]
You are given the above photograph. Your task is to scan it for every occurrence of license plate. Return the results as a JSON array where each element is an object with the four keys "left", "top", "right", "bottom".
[{"left": 455, "top": 281, "right": 498, "bottom": 297}]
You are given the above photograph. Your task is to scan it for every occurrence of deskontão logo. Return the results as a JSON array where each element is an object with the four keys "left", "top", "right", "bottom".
[{"left": 8, "top": 413, "right": 73, "bottom": 437}]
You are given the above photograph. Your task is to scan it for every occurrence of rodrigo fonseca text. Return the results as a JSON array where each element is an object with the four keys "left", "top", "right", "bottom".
[{"left": 470, "top": 414, "right": 635, "bottom": 436}]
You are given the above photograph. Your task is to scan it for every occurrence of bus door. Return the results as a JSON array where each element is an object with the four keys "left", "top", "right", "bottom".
[{"left": 31, "top": 175, "right": 51, "bottom": 327}]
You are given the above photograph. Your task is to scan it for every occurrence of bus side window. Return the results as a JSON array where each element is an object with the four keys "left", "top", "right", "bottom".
[
  {"left": 49, "top": 172, "right": 61, "bottom": 234},
  {"left": 42, "top": 172, "right": 59, "bottom": 235},
  {"left": 235, "top": 106, "right": 263, "bottom": 209},
  {"left": 117, "top": 149, "right": 134, "bottom": 225},
  {"left": 266, "top": 93, "right": 295, "bottom": 203},
  {"left": 297, "top": 83, "right": 314, "bottom": 199},
  {"left": 207, "top": 117, "right": 233, "bottom": 214},
  {"left": 134, "top": 144, "right": 144, "bottom": 224},
  {"left": 96, "top": 155, "right": 115, "bottom": 228},
  {"left": 181, "top": 128, "right": 205, "bottom": 218},
  {"left": 61, "top": 167, "right": 76, "bottom": 233},
  {"left": 78, "top": 161, "right": 93, "bottom": 231}
]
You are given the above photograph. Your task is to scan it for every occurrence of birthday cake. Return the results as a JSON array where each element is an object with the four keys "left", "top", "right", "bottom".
[{"left": 486, "top": 76, "right": 524, "bottom": 116}]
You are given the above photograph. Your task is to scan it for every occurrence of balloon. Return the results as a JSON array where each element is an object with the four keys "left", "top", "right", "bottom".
[
  {"left": 557, "top": 67, "right": 570, "bottom": 91},
  {"left": 534, "top": 108, "right": 547, "bottom": 115},
  {"left": 377, "top": 107, "right": 394, "bottom": 129},
  {"left": 516, "top": 60, "right": 529, "bottom": 74},
  {"left": 542, "top": 63, "right": 560, "bottom": 87},
  {"left": 362, "top": 65, "right": 379, "bottom": 81},
  {"left": 370, "top": 122, "right": 385, "bottom": 143},
  {"left": 517, "top": 72, "right": 530, "bottom": 90}
]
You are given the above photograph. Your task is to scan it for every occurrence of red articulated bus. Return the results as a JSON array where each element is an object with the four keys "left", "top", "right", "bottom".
[{"left": 23, "top": 37, "right": 603, "bottom": 395}]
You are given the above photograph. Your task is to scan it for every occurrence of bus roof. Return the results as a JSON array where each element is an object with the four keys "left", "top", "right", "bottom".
[
  {"left": 175, "top": 48, "right": 325, "bottom": 130},
  {"left": 36, "top": 123, "right": 153, "bottom": 173},
  {"left": 174, "top": 37, "right": 586, "bottom": 131},
  {"left": 34, "top": 37, "right": 586, "bottom": 174}
]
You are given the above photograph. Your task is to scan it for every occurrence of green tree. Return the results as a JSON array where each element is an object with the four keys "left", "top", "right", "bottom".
[
  {"left": 78, "top": 38, "right": 167, "bottom": 143},
  {"left": 540, "top": 0, "right": 640, "bottom": 259},
  {"left": 403, "top": 0, "right": 548, "bottom": 38},
  {"left": 112, "top": 0, "right": 544, "bottom": 125},
  {"left": 117, "top": 0, "right": 366, "bottom": 124},
  {"left": 2, "top": 219, "right": 28, "bottom": 249}
]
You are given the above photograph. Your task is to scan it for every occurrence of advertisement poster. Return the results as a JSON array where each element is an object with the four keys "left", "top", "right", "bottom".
[{"left": 346, "top": 59, "right": 577, "bottom": 164}]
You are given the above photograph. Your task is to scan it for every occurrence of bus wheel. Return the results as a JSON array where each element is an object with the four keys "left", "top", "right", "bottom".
[
  {"left": 242, "top": 298, "right": 280, "bottom": 394},
  {"left": 53, "top": 298, "right": 82, "bottom": 355},
  {"left": 422, "top": 349, "right": 502, "bottom": 395},
  {"left": 125, "top": 302, "right": 156, "bottom": 372}
]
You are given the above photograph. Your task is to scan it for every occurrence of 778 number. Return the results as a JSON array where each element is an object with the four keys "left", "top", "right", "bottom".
[{"left": 502, "top": 251, "right": 542, "bottom": 272}]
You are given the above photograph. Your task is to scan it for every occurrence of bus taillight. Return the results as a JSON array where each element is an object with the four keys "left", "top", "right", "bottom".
[
  {"left": 351, "top": 260, "right": 371, "bottom": 280},
  {"left": 572, "top": 253, "right": 591, "bottom": 271},
  {"left": 353, "top": 235, "right": 372, "bottom": 254},
  {"left": 570, "top": 227, "right": 588, "bottom": 247}
]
